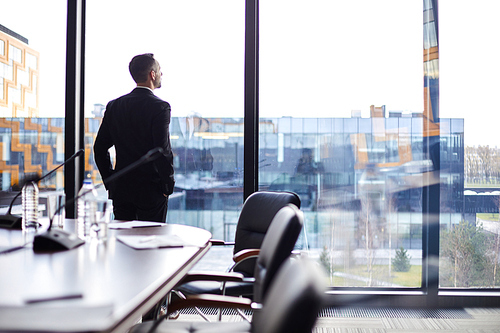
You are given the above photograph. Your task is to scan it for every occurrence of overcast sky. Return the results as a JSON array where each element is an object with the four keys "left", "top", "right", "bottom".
[{"left": 1, "top": 0, "right": 499, "bottom": 147}]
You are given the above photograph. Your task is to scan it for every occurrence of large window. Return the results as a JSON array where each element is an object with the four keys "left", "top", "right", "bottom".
[
  {"left": 257, "top": 0, "right": 500, "bottom": 293},
  {"left": 259, "top": 0, "right": 426, "bottom": 288},
  {"left": 85, "top": 1, "right": 245, "bottom": 241},
  {"left": 439, "top": 0, "right": 500, "bottom": 289}
]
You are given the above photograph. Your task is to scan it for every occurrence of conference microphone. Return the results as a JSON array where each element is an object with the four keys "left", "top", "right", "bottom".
[
  {"left": 33, "top": 147, "right": 165, "bottom": 252},
  {"left": 0, "top": 149, "right": 84, "bottom": 230}
]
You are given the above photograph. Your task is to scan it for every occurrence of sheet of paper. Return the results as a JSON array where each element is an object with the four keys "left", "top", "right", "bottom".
[
  {"left": 116, "top": 234, "right": 200, "bottom": 250},
  {"left": 108, "top": 221, "right": 166, "bottom": 229}
]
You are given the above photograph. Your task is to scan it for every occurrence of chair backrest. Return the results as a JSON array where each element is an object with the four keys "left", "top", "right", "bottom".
[
  {"left": 251, "top": 257, "right": 326, "bottom": 333},
  {"left": 252, "top": 204, "right": 303, "bottom": 303},
  {"left": 233, "top": 191, "right": 301, "bottom": 277}
]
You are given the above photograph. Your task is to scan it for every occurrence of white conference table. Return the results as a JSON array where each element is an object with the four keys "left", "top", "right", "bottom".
[{"left": 0, "top": 219, "right": 212, "bottom": 333}]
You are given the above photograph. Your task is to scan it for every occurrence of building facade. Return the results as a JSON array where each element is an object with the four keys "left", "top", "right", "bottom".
[
  {"left": 0, "top": 114, "right": 464, "bottom": 233},
  {"left": 0, "top": 24, "right": 39, "bottom": 118},
  {"left": 0, "top": 25, "right": 41, "bottom": 188}
]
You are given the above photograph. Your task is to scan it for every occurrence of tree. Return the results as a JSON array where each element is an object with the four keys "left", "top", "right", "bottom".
[
  {"left": 465, "top": 145, "right": 500, "bottom": 185},
  {"left": 440, "top": 220, "right": 495, "bottom": 287},
  {"left": 319, "top": 246, "right": 333, "bottom": 276},
  {"left": 392, "top": 246, "right": 411, "bottom": 272}
]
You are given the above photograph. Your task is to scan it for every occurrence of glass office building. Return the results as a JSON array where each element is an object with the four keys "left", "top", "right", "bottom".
[{"left": 0, "top": 113, "right": 466, "bottom": 289}]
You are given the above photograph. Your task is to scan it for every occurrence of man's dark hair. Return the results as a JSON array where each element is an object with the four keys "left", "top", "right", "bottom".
[{"left": 129, "top": 53, "right": 158, "bottom": 83}]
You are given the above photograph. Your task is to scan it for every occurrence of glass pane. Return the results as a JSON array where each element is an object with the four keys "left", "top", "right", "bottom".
[
  {"left": 439, "top": 0, "right": 500, "bottom": 288},
  {"left": 260, "top": 0, "right": 426, "bottom": 287},
  {"left": 86, "top": 1, "right": 244, "bottom": 243},
  {"left": 0, "top": 2, "right": 67, "bottom": 216}
]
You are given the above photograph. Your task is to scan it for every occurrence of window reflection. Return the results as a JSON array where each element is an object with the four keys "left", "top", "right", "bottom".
[{"left": 259, "top": 115, "right": 463, "bottom": 287}]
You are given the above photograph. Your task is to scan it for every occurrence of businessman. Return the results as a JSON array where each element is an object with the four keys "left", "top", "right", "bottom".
[{"left": 94, "top": 53, "right": 175, "bottom": 222}]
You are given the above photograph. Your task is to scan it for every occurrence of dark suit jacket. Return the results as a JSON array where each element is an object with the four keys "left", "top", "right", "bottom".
[{"left": 93, "top": 87, "right": 175, "bottom": 204}]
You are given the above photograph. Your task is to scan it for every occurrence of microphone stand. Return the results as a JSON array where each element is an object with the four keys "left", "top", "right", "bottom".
[
  {"left": 33, "top": 147, "right": 165, "bottom": 252},
  {"left": 0, "top": 150, "right": 84, "bottom": 230}
]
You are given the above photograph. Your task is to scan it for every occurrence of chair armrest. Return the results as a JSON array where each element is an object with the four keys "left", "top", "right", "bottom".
[
  {"left": 168, "top": 294, "right": 253, "bottom": 313},
  {"left": 233, "top": 249, "right": 260, "bottom": 263},
  {"left": 209, "top": 239, "right": 225, "bottom": 245},
  {"left": 209, "top": 239, "right": 236, "bottom": 246},
  {"left": 242, "top": 277, "right": 255, "bottom": 283},
  {"left": 179, "top": 271, "right": 245, "bottom": 284}
]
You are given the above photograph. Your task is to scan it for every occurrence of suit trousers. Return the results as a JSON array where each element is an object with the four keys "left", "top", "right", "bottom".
[{"left": 113, "top": 196, "right": 168, "bottom": 222}]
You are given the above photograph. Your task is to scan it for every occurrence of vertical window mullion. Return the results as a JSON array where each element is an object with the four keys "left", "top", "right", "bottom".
[
  {"left": 243, "top": 0, "right": 259, "bottom": 200},
  {"left": 64, "top": 0, "right": 85, "bottom": 218},
  {"left": 422, "top": 0, "right": 440, "bottom": 304}
]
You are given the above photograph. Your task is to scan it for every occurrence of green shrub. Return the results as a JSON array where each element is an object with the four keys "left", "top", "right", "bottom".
[{"left": 392, "top": 246, "right": 411, "bottom": 272}]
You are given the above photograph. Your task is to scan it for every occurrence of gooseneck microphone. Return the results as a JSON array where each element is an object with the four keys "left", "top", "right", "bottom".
[
  {"left": 0, "top": 149, "right": 84, "bottom": 230},
  {"left": 33, "top": 147, "right": 165, "bottom": 252}
]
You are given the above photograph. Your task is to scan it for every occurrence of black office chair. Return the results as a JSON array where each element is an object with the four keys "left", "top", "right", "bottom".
[
  {"left": 130, "top": 257, "right": 326, "bottom": 333},
  {"left": 167, "top": 203, "right": 304, "bottom": 321},
  {"left": 175, "top": 191, "right": 301, "bottom": 299}
]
